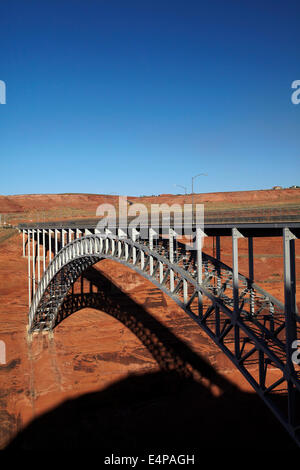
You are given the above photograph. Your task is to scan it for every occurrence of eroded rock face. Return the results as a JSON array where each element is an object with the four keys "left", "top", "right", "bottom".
[{"left": 0, "top": 222, "right": 299, "bottom": 449}]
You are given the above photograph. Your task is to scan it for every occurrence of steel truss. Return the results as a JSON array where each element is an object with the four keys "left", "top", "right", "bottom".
[{"left": 27, "top": 232, "right": 300, "bottom": 447}]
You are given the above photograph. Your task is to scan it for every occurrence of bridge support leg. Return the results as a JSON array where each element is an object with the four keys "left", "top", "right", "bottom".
[
  {"left": 232, "top": 227, "right": 244, "bottom": 358},
  {"left": 55, "top": 229, "right": 58, "bottom": 255},
  {"left": 215, "top": 235, "right": 221, "bottom": 335},
  {"left": 62, "top": 229, "right": 66, "bottom": 248},
  {"left": 248, "top": 236, "right": 255, "bottom": 315},
  {"left": 149, "top": 228, "right": 154, "bottom": 276},
  {"left": 32, "top": 229, "right": 36, "bottom": 296},
  {"left": 149, "top": 228, "right": 158, "bottom": 276},
  {"left": 22, "top": 230, "right": 25, "bottom": 257},
  {"left": 37, "top": 229, "right": 40, "bottom": 284},
  {"left": 28, "top": 230, "right": 31, "bottom": 308},
  {"left": 48, "top": 229, "right": 52, "bottom": 263},
  {"left": 132, "top": 228, "right": 139, "bottom": 264},
  {"left": 196, "top": 227, "right": 205, "bottom": 318},
  {"left": 169, "top": 228, "right": 174, "bottom": 292},
  {"left": 283, "top": 228, "right": 298, "bottom": 428},
  {"left": 42, "top": 229, "right": 46, "bottom": 272}
]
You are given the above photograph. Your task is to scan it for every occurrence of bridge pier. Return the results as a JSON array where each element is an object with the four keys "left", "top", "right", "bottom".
[
  {"left": 168, "top": 228, "right": 175, "bottom": 292},
  {"left": 196, "top": 227, "right": 205, "bottom": 317}
]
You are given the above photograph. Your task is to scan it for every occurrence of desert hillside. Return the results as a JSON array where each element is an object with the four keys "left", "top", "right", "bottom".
[{"left": 0, "top": 188, "right": 299, "bottom": 225}]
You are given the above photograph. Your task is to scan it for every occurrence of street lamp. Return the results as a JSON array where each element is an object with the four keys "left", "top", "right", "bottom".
[
  {"left": 191, "top": 173, "right": 207, "bottom": 223},
  {"left": 174, "top": 184, "right": 187, "bottom": 195}
]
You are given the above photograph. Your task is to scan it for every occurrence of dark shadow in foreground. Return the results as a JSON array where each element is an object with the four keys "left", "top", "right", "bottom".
[{"left": 5, "top": 373, "right": 297, "bottom": 451}]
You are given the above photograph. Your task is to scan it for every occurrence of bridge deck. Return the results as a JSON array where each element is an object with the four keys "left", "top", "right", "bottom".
[{"left": 18, "top": 220, "right": 300, "bottom": 238}]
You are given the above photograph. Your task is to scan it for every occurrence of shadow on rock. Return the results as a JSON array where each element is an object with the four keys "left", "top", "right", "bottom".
[{"left": 5, "top": 369, "right": 297, "bottom": 451}]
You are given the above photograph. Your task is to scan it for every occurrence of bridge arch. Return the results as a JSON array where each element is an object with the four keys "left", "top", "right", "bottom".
[
  {"left": 29, "top": 234, "right": 285, "bottom": 335},
  {"left": 29, "top": 235, "right": 206, "bottom": 332}
]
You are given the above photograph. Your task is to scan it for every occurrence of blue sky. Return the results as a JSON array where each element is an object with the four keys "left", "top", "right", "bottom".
[{"left": 0, "top": 0, "right": 299, "bottom": 196}]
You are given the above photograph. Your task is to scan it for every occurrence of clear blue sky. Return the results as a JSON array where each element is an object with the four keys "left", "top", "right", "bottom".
[{"left": 0, "top": 0, "right": 299, "bottom": 196}]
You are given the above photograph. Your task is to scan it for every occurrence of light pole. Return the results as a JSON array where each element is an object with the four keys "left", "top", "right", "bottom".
[
  {"left": 174, "top": 184, "right": 187, "bottom": 195},
  {"left": 191, "top": 173, "right": 207, "bottom": 223}
]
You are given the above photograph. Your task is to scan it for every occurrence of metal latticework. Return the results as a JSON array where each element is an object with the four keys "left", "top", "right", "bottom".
[{"left": 27, "top": 232, "right": 300, "bottom": 447}]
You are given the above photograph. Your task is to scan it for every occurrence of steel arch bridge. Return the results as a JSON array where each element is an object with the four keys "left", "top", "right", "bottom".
[{"left": 20, "top": 222, "right": 300, "bottom": 447}]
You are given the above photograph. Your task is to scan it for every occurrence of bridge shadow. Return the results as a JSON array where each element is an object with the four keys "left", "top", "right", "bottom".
[
  {"left": 54, "top": 267, "right": 236, "bottom": 385},
  {"left": 6, "top": 267, "right": 298, "bottom": 451}
]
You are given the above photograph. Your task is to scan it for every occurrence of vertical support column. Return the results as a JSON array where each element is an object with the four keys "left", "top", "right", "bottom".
[
  {"left": 283, "top": 228, "right": 298, "bottom": 427},
  {"left": 196, "top": 227, "right": 204, "bottom": 317},
  {"left": 37, "top": 229, "right": 40, "bottom": 283},
  {"left": 232, "top": 227, "right": 244, "bottom": 359},
  {"left": 28, "top": 230, "right": 31, "bottom": 308},
  {"left": 111, "top": 231, "right": 116, "bottom": 256},
  {"left": 132, "top": 228, "right": 139, "bottom": 264},
  {"left": 118, "top": 228, "right": 126, "bottom": 258},
  {"left": 216, "top": 236, "right": 221, "bottom": 263},
  {"left": 149, "top": 227, "right": 153, "bottom": 275},
  {"left": 232, "top": 228, "right": 242, "bottom": 317},
  {"left": 105, "top": 228, "right": 112, "bottom": 254},
  {"left": 283, "top": 228, "right": 297, "bottom": 346},
  {"left": 48, "top": 229, "right": 52, "bottom": 263},
  {"left": 216, "top": 235, "right": 221, "bottom": 290},
  {"left": 149, "top": 228, "right": 158, "bottom": 276},
  {"left": 62, "top": 229, "right": 66, "bottom": 248},
  {"left": 248, "top": 236, "right": 255, "bottom": 315},
  {"left": 118, "top": 228, "right": 122, "bottom": 257},
  {"left": 55, "top": 229, "right": 58, "bottom": 255},
  {"left": 215, "top": 235, "right": 221, "bottom": 335},
  {"left": 42, "top": 229, "right": 46, "bottom": 272},
  {"left": 248, "top": 236, "right": 254, "bottom": 281},
  {"left": 32, "top": 230, "right": 36, "bottom": 296},
  {"left": 169, "top": 228, "right": 174, "bottom": 292},
  {"left": 22, "top": 230, "right": 26, "bottom": 257}
]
